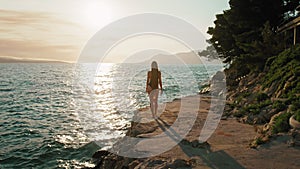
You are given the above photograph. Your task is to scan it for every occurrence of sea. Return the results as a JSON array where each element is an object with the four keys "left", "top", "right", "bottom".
[{"left": 0, "top": 63, "right": 222, "bottom": 168}]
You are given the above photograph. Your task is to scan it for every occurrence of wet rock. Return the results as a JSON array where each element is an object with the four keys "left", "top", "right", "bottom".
[
  {"left": 289, "top": 129, "right": 300, "bottom": 146},
  {"left": 146, "top": 159, "right": 166, "bottom": 168},
  {"left": 164, "top": 159, "right": 191, "bottom": 169},
  {"left": 94, "top": 153, "right": 127, "bottom": 169},
  {"left": 92, "top": 150, "right": 110, "bottom": 159}
]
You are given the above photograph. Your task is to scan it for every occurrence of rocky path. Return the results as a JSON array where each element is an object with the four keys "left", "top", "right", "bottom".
[{"left": 92, "top": 95, "right": 300, "bottom": 169}]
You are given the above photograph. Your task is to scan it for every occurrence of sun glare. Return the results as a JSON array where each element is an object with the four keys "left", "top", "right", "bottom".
[{"left": 82, "top": 1, "right": 113, "bottom": 30}]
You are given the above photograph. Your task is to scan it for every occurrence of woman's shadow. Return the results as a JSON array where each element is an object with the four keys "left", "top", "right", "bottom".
[{"left": 155, "top": 117, "right": 246, "bottom": 169}]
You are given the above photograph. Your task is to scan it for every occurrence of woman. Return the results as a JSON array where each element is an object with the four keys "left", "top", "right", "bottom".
[{"left": 146, "top": 61, "right": 162, "bottom": 119}]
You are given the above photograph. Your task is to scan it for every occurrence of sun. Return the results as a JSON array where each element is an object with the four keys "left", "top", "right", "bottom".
[{"left": 82, "top": 1, "right": 113, "bottom": 30}]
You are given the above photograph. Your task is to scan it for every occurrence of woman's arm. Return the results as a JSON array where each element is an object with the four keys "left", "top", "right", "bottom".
[
  {"left": 158, "top": 71, "right": 162, "bottom": 90},
  {"left": 146, "top": 71, "right": 150, "bottom": 91}
]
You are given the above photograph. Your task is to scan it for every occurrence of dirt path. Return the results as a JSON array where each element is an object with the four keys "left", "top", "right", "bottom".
[{"left": 93, "top": 95, "right": 300, "bottom": 169}]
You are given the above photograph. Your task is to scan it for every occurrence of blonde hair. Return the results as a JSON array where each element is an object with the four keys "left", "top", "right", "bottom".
[{"left": 151, "top": 61, "right": 158, "bottom": 69}]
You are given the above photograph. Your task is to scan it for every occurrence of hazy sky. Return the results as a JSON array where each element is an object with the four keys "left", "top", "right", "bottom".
[{"left": 0, "top": 0, "right": 229, "bottom": 62}]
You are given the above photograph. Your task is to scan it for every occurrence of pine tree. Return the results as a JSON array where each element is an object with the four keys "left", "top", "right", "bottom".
[{"left": 208, "top": 0, "right": 299, "bottom": 69}]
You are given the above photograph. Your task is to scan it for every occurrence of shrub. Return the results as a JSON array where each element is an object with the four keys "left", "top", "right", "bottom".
[
  {"left": 228, "top": 102, "right": 237, "bottom": 109},
  {"left": 259, "top": 100, "right": 272, "bottom": 107},
  {"left": 239, "top": 100, "right": 272, "bottom": 117},
  {"left": 272, "top": 101, "right": 286, "bottom": 112},
  {"left": 291, "top": 99, "right": 300, "bottom": 111},
  {"left": 241, "top": 92, "right": 251, "bottom": 98},
  {"left": 254, "top": 137, "right": 264, "bottom": 145},
  {"left": 262, "top": 46, "right": 300, "bottom": 90},
  {"left": 234, "top": 106, "right": 247, "bottom": 117},
  {"left": 256, "top": 93, "right": 269, "bottom": 102},
  {"left": 294, "top": 110, "right": 300, "bottom": 122},
  {"left": 271, "top": 112, "right": 292, "bottom": 134}
]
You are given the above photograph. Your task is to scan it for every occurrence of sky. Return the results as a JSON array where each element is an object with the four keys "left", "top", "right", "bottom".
[{"left": 0, "top": 0, "right": 229, "bottom": 63}]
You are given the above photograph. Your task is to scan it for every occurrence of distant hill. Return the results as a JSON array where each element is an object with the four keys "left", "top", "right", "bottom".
[
  {"left": 150, "top": 52, "right": 203, "bottom": 64},
  {"left": 124, "top": 51, "right": 211, "bottom": 64},
  {"left": 0, "top": 56, "right": 67, "bottom": 63},
  {"left": 146, "top": 51, "right": 222, "bottom": 65}
]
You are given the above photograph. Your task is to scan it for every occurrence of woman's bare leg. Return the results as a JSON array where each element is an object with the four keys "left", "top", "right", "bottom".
[
  {"left": 149, "top": 93, "right": 155, "bottom": 118},
  {"left": 149, "top": 89, "right": 159, "bottom": 118}
]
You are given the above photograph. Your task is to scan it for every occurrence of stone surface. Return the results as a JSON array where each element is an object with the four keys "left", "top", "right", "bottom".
[{"left": 92, "top": 95, "right": 300, "bottom": 169}]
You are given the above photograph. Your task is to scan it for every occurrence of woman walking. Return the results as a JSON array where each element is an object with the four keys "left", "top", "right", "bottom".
[{"left": 146, "top": 61, "right": 163, "bottom": 119}]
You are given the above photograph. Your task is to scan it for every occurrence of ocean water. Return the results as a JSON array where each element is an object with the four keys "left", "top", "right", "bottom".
[{"left": 0, "top": 63, "right": 222, "bottom": 168}]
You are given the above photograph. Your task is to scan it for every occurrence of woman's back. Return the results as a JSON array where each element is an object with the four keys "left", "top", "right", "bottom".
[{"left": 148, "top": 69, "right": 161, "bottom": 89}]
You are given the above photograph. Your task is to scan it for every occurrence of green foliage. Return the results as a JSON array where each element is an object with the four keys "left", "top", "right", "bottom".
[
  {"left": 243, "top": 104, "right": 260, "bottom": 115},
  {"left": 240, "top": 22, "right": 284, "bottom": 70},
  {"left": 208, "top": 0, "right": 299, "bottom": 67},
  {"left": 255, "top": 93, "right": 269, "bottom": 102},
  {"left": 235, "top": 92, "right": 251, "bottom": 103},
  {"left": 228, "top": 102, "right": 237, "bottom": 109},
  {"left": 291, "top": 81, "right": 300, "bottom": 95},
  {"left": 239, "top": 100, "right": 272, "bottom": 116},
  {"left": 291, "top": 98, "right": 300, "bottom": 111},
  {"left": 241, "top": 92, "right": 251, "bottom": 98},
  {"left": 198, "top": 45, "right": 219, "bottom": 60},
  {"left": 259, "top": 100, "right": 272, "bottom": 107},
  {"left": 262, "top": 46, "right": 300, "bottom": 99},
  {"left": 271, "top": 112, "right": 292, "bottom": 134},
  {"left": 272, "top": 101, "right": 287, "bottom": 112},
  {"left": 213, "top": 1, "right": 300, "bottom": 129},
  {"left": 294, "top": 110, "right": 300, "bottom": 122},
  {"left": 265, "top": 47, "right": 300, "bottom": 72},
  {"left": 254, "top": 137, "right": 264, "bottom": 145},
  {"left": 233, "top": 110, "right": 245, "bottom": 118}
]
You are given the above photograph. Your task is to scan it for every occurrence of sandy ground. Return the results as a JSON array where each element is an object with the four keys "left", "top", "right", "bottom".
[{"left": 123, "top": 95, "right": 300, "bottom": 169}]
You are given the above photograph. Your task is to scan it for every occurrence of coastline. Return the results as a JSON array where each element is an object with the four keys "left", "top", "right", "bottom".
[{"left": 90, "top": 93, "right": 300, "bottom": 169}]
